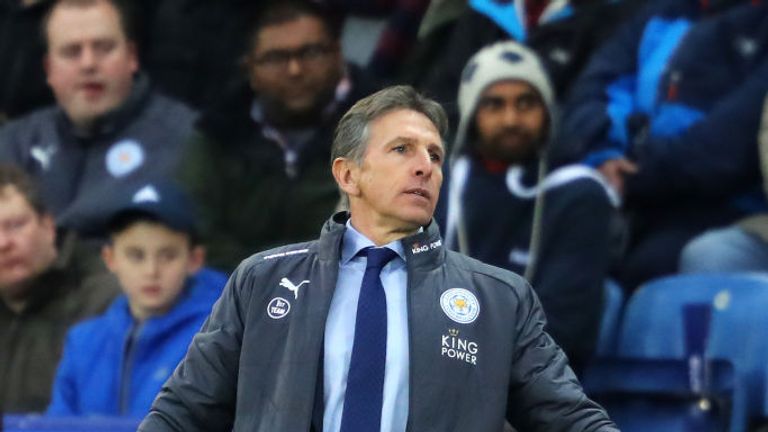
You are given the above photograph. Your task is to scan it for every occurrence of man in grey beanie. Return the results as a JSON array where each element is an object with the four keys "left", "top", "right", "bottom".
[{"left": 445, "top": 41, "right": 619, "bottom": 372}]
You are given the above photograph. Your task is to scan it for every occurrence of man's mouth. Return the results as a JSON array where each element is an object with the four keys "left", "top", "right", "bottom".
[
  {"left": 405, "top": 188, "right": 432, "bottom": 200},
  {"left": 141, "top": 285, "right": 162, "bottom": 296},
  {"left": 80, "top": 82, "right": 105, "bottom": 98},
  {"left": 0, "top": 257, "right": 23, "bottom": 270}
]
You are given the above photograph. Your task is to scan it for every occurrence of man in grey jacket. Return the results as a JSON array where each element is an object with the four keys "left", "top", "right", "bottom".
[
  {"left": 0, "top": 0, "right": 196, "bottom": 235},
  {"left": 140, "top": 86, "right": 617, "bottom": 431}
]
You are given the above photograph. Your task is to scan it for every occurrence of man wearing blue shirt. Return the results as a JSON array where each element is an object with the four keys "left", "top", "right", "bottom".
[{"left": 140, "top": 85, "right": 617, "bottom": 431}]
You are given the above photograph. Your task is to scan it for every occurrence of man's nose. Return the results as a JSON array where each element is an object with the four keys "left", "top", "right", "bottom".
[
  {"left": 286, "top": 57, "right": 303, "bottom": 75},
  {"left": 501, "top": 105, "right": 521, "bottom": 126},
  {"left": 0, "top": 230, "right": 11, "bottom": 251},
  {"left": 413, "top": 149, "right": 434, "bottom": 177},
  {"left": 144, "top": 257, "right": 161, "bottom": 277},
  {"left": 79, "top": 46, "right": 97, "bottom": 70}
]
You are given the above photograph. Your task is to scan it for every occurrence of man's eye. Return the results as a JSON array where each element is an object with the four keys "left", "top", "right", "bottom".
[
  {"left": 479, "top": 98, "right": 504, "bottom": 111},
  {"left": 59, "top": 45, "right": 80, "bottom": 59},
  {"left": 516, "top": 96, "right": 541, "bottom": 111},
  {"left": 126, "top": 250, "right": 144, "bottom": 261},
  {"left": 159, "top": 249, "right": 179, "bottom": 262},
  {"left": 393, "top": 145, "right": 406, "bottom": 153},
  {"left": 8, "top": 217, "right": 29, "bottom": 231},
  {"left": 430, "top": 152, "right": 442, "bottom": 162},
  {"left": 93, "top": 40, "right": 115, "bottom": 55}
]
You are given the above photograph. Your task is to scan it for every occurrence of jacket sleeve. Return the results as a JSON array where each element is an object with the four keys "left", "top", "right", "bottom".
[
  {"left": 553, "top": 3, "right": 655, "bottom": 166},
  {"left": 46, "top": 331, "right": 80, "bottom": 416},
  {"left": 531, "top": 180, "right": 614, "bottom": 370},
  {"left": 625, "top": 57, "right": 768, "bottom": 203},
  {"left": 506, "top": 280, "right": 619, "bottom": 431},
  {"left": 139, "top": 264, "right": 252, "bottom": 431}
]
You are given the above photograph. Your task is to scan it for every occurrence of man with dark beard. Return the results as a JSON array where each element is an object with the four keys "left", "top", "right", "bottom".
[
  {"left": 178, "top": 0, "right": 379, "bottom": 271},
  {"left": 444, "top": 41, "right": 617, "bottom": 372}
]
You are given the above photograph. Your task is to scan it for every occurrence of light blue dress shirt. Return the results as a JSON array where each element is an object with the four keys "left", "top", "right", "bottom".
[{"left": 323, "top": 222, "right": 410, "bottom": 432}]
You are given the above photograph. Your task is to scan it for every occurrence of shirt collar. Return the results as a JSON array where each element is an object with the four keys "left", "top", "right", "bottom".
[{"left": 340, "top": 220, "right": 408, "bottom": 265}]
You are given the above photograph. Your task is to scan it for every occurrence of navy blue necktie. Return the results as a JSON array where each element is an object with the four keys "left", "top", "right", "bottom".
[{"left": 340, "top": 247, "right": 399, "bottom": 432}]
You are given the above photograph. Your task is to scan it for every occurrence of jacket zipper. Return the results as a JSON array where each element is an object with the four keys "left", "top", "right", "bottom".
[{"left": 119, "top": 321, "right": 143, "bottom": 415}]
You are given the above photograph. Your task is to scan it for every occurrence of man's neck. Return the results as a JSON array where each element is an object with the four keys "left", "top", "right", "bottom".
[
  {"left": 71, "top": 118, "right": 98, "bottom": 137},
  {"left": 347, "top": 215, "right": 420, "bottom": 247},
  {"left": 0, "top": 288, "right": 30, "bottom": 314}
]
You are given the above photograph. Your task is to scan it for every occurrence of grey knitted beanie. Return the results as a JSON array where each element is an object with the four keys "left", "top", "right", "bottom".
[{"left": 452, "top": 40, "right": 555, "bottom": 160}]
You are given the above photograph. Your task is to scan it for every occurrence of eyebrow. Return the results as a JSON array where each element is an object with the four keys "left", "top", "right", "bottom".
[{"left": 385, "top": 136, "right": 444, "bottom": 149}]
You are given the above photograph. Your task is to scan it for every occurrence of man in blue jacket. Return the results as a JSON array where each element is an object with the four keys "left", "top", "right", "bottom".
[
  {"left": 554, "top": 0, "right": 768, "bottom": 288},
  {"left": 46, "top": 181, "right": 226, "bottom": 417},
  {"left": 139, "top": 86, "right": 617, "bottom": 431}
]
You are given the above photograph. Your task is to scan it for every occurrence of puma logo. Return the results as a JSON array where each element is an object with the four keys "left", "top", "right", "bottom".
[
  {"left": 30, "top": 145, "right": 57, "bottom": 171},
  {"left": 279, "top": 277, "right": 309, "bottom": 299}
]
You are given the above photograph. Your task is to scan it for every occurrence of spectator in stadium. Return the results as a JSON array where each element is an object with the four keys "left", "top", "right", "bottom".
[
  {"left": 554, "top": 0, "right": 768, "bottom": 288},
  {"left": 46, "top": 181, "right": 226, "bottom": 417},
  {"left": 680, "top": 94, "right": 768, "bottom": 273},
  {"left": 179, "top": 0, "right": 379, "bottom": 271},
  {"left": 445, "top": 41, "right": 618, "bottom": 372},
  {"left": 410, "top": 0, "right": 642, "bottom": 130},
  {"left": 0, "top": 163, "right": 119, "bottom": 414},
  {"left": 0, "top": 0, "right": 196, "bottom": 235}
]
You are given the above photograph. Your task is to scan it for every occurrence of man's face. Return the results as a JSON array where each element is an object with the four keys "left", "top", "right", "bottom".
[
  {"left": 103, "top": 222, "right": 203, "bottom": 320},
  {"left": 247, "top": 16, "right": 343, "bottom": 127},
  {"left": 0, "top": 186, "right": 57, "bottom": 296},
  {"left": 343, "top": 109, "right": 444, "bottom": 236},
  {"left": 473, "top": 80, "right": 548, "bottom": 164},
  {"left": 44, "top": 0, "right": 138, "bottom": 129}
]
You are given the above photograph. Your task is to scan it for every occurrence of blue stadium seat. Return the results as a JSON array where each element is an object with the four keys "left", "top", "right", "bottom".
[
  {"left": 2, "top": 415, "right": 141, "bottom": 432},
  {"left": 594, "top": 279, "right": 625, "bottom": 357},
  {"left": 704, "top": 274, "right": 768, "bottom": 432},
  {"left": 583, "top": 273, "right": 745, "bottom": 432},
  {"left": 617, "top": 274, "right": 728, "bottom": 360}
]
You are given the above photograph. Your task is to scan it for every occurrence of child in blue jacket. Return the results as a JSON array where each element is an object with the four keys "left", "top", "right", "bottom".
[{"left": 46, "top": 181, "right": 227, "bottom": 418}]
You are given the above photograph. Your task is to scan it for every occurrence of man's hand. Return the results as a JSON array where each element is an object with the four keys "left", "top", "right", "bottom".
[{"left": 598, "top": 158, "right": 638, "bottom": 195}]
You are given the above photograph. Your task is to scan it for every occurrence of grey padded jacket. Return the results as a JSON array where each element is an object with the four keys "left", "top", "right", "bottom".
[{"left": 140, "top": 212, "right": 618, "bottom": 432}]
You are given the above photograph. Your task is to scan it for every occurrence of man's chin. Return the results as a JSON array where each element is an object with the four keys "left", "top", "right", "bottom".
[
  {"left": 398, "top": 211, "right": 433, "bottom": 232},
  {"left": 0, "top": 273, "right": 34, "bottom": 296}
]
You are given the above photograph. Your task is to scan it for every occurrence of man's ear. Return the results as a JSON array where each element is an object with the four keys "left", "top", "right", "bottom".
[
  {"left": 126, "top": 41, "right": 139, "bottom": 73},
  {"left": 39, "top": 213, "right": 56, "bottom": 245},
  {"left": 101, "top": 244, "right": 116, "bottom": 272},
  {"left": 332, "top": 157, "right": 361, "bottom": 197},
  {"left": 186, "top": 246, "right": 205, "bottom": 275}
]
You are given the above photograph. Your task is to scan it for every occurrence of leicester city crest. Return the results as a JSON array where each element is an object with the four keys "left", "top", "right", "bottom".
[
  {"left": 106, "top": 139, "right": 145, "bottom": 177},
  {"left": 440, "top": 288, "right": 480, "bottom": 324}
]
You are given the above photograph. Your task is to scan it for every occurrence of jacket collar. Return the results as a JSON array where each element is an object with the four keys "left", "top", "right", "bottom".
[{"left": 318, "top": 211, "right": 446, "bottom": 271}]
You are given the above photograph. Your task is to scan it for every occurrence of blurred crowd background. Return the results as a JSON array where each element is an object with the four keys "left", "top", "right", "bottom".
[{"left": 1, "top": 0, "right": 768, "bottom": 430}]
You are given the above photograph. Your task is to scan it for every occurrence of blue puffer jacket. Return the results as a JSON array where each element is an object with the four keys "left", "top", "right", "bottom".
[
  {"left": 557, "top": 0, "right": 768, "bottom": 208},
  {"left": 46, "top": 267, "right": 227, "bottom": 418}
]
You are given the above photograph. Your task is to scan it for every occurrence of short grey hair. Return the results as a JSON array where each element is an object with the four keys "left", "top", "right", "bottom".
[
  {"left": 331, "top": 85, "right": 448, "bottom": 209},
  {"left": 331, "top": 85, "right": 449, "bottom": 165}
]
